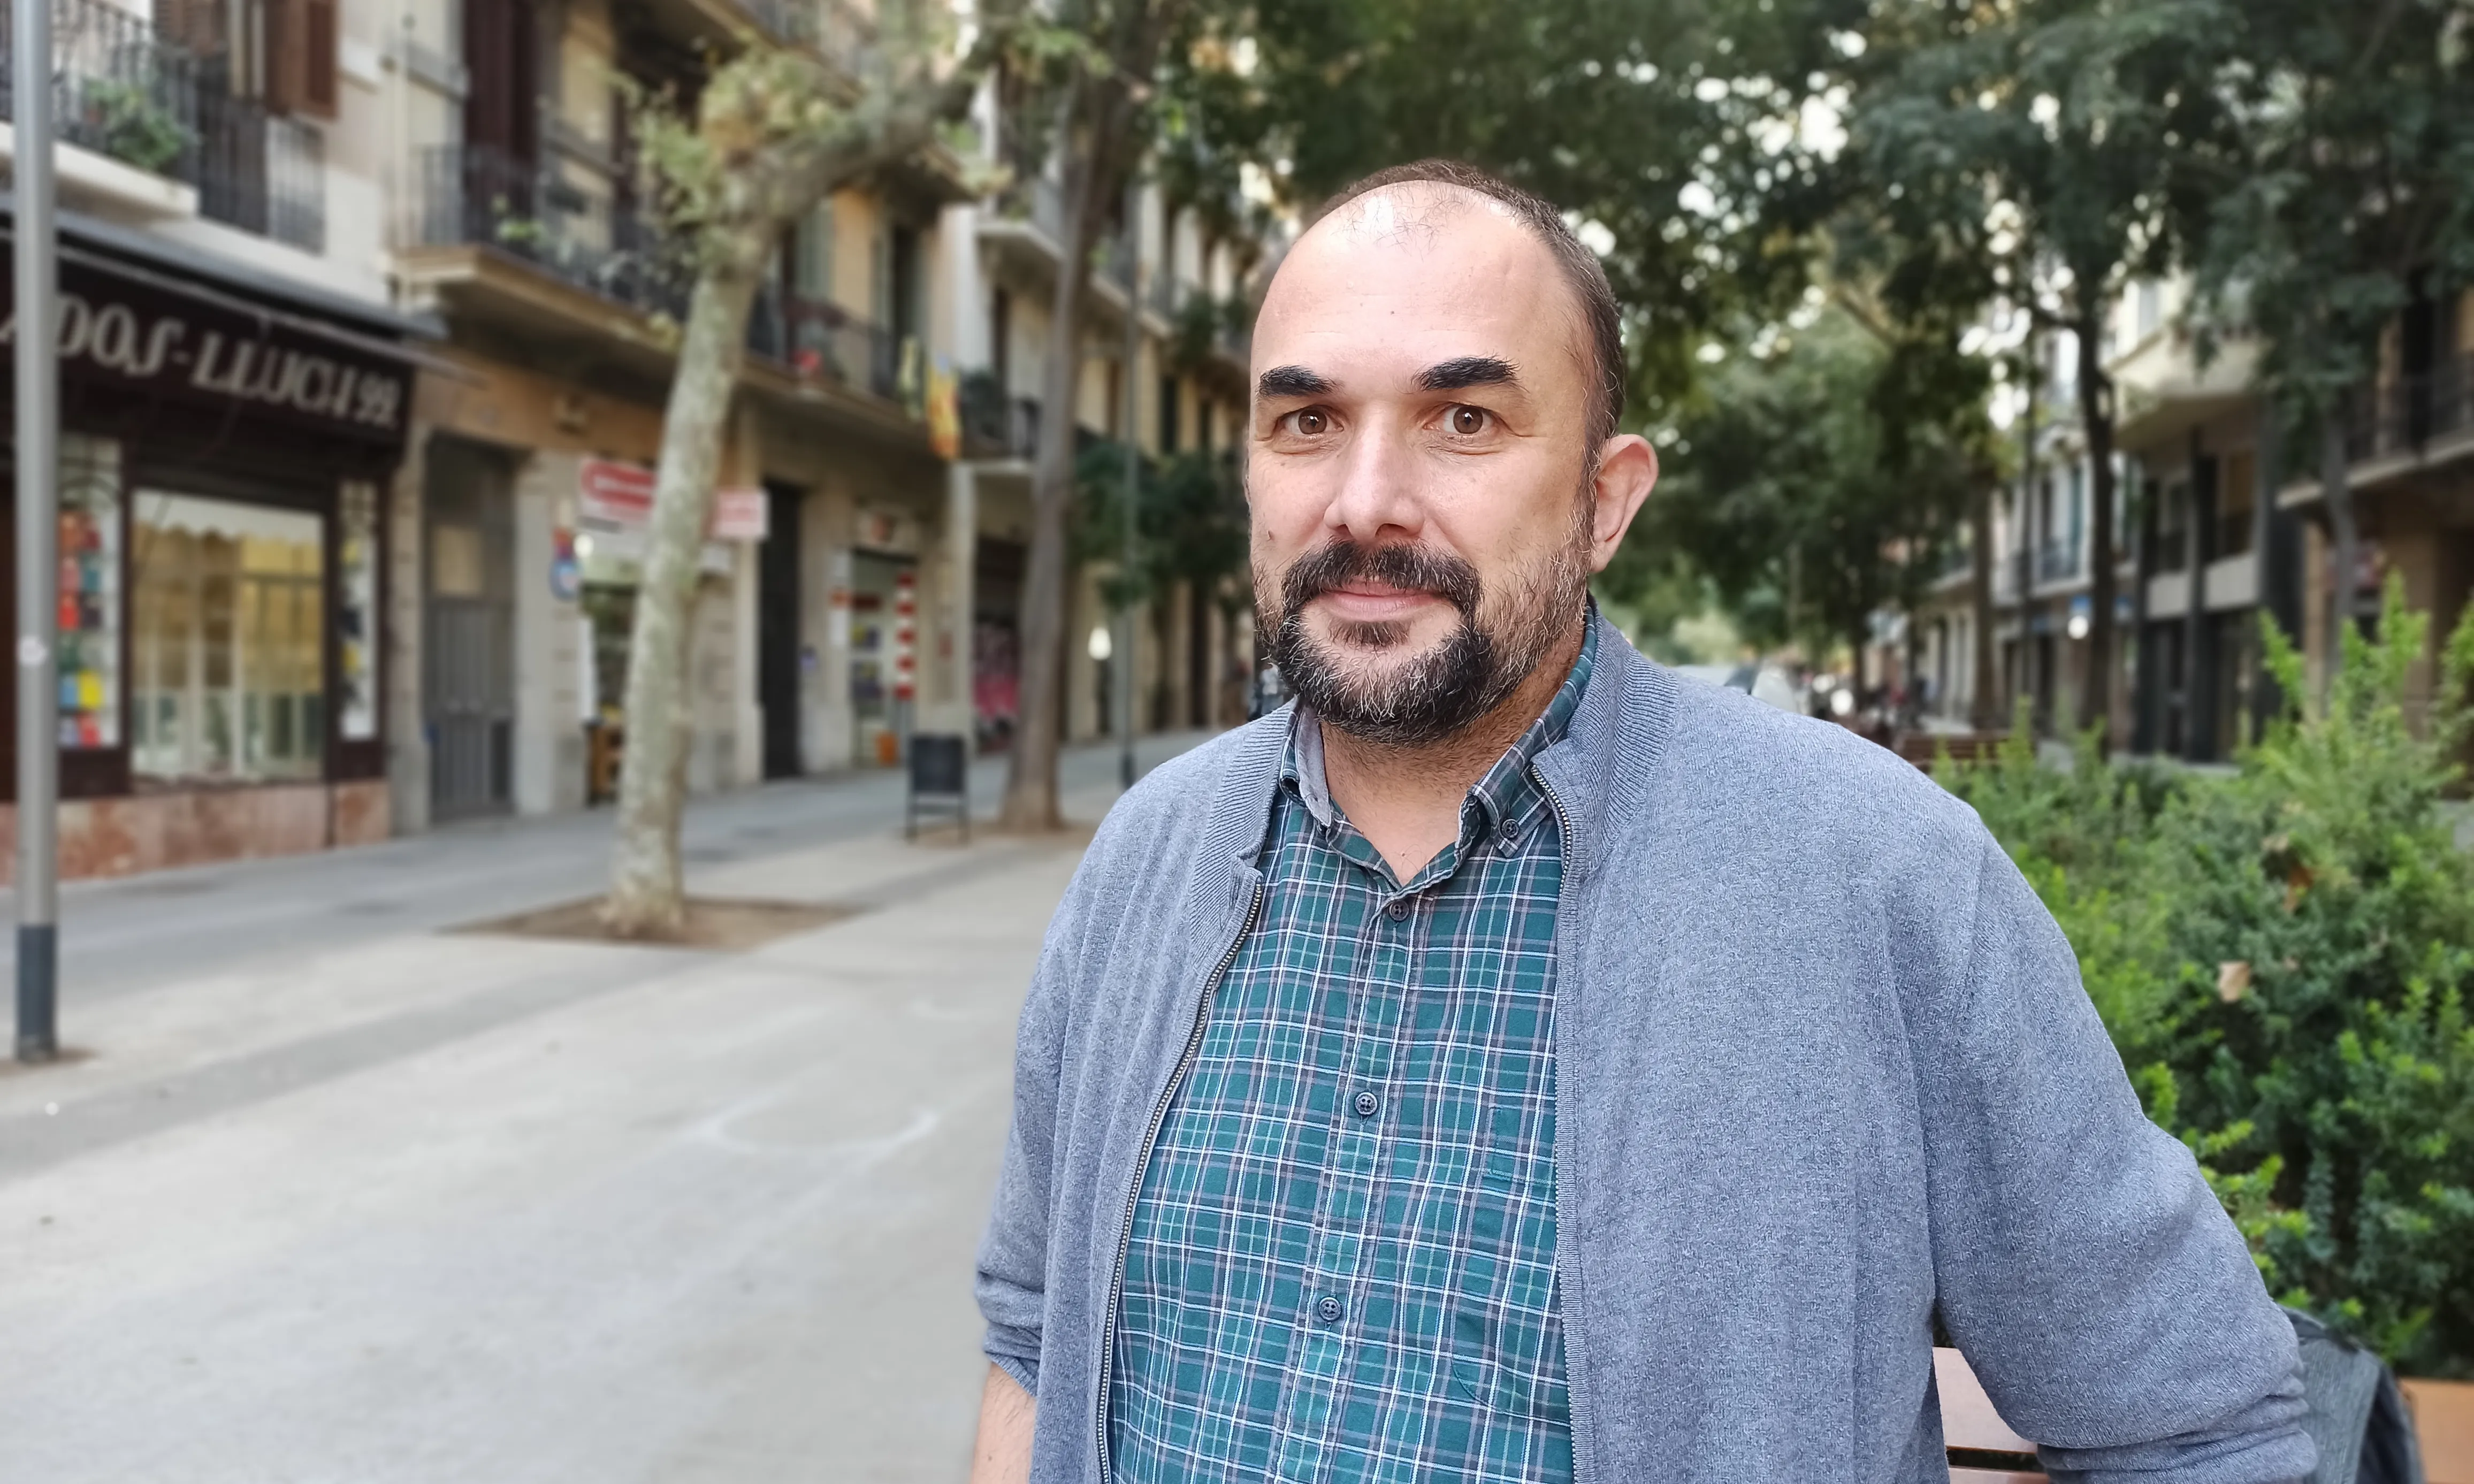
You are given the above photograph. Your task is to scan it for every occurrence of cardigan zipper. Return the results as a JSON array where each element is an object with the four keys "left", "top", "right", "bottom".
[
  {"left": 1531, "top": 763, "right": 1594, "bottom": 1484},
  {"left": 1094, "top": 875, "right": 1267, "bottom": 1483}
]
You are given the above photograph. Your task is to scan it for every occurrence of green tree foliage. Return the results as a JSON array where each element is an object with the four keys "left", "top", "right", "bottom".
[
  {"left": 1619, "top": 306, "right": 1988, "bottom": 668},
  {"left": 1943, "top": 582, "right": 2474, "bottom": 1376},
  {"left": 1847, "top": 0, "right": 2237, "bottom": 737},
  {"left": 1163, "top": 0, "right": 1859, "bottom": 424},
  {"left": 1073, "top": 443, "right": 1250, "bottom": 616}
]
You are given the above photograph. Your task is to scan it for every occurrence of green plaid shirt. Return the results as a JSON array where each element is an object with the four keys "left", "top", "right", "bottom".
[{"left": 1111, "top": 625, "right": 1594, "bottom": 1484}]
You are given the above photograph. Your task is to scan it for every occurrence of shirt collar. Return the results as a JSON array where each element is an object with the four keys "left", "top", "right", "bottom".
[{"left": 1280, "top": 612, "right": 1600, "bottom": 837}]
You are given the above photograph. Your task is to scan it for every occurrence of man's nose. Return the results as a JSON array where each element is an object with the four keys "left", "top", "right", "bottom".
[{"left": 1322, "top": 418, "right": 1425, "bottom": 544}]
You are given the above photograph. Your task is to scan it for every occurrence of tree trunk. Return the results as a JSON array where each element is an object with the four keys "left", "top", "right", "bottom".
[
  {"left": 2075, "top": 312, "right": 2118, "bottom": 749},
  {"left": 2322, "top": 406, "right": 2358, "bottom": 692},
  {"left": 1968, "top": 478, "right": 1999, "bottom": 731},
  {"left": 2017, "top": 331, "right": 2038, "bottom": 732},
  {"left": 603, "top": 239, "right": 768, "bottom": 936},
  {"left": 999, "top": 163, "right": 1106, "bottom": 830}
]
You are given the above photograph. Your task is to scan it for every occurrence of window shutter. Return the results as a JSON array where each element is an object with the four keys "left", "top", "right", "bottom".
[
  {"left": 262, "top": 0, "right": 300, "bottom": 111},
  {"left": 261, "top": 0, "right": 336, "bottom": 118},
  {"left": 301, "top": 0, "right": 338, "bottom": 117}
]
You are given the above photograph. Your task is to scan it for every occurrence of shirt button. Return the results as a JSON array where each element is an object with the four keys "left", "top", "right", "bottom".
[
  {"left": 1315, "top": 1295, "right": 1343, "bottom": 1325},
  {"left": 1385, "top": 899, "right": 1410, "bottom": 922},
  {"left": 1353, "top": 1090, "right": 1380, "bottom": 1119}
]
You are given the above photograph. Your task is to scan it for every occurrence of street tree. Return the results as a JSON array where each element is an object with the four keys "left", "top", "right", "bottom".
[
  {"left": 605, "top": 7, "right": 1021, "bottom": 937},
  {"left": 997, "top": 0, "right": 1196, "bottom": 832},
  {"left": 1165, "top": 0, "right": 1858, "bottom": 429},
  {"left": 1849, "top": 0, "right": 2234, "bottom": 743},
  {"left": 1633, "top": 305, "right": 1988, "bottom": 680},
  {"left": 2180, "top": 1, "right": 2474, "bottom": 684}
]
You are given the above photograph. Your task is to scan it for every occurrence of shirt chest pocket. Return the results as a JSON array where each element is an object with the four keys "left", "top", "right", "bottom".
[{"left": 1448, "top": 1310, "right": 1557, "bottom": 1417}]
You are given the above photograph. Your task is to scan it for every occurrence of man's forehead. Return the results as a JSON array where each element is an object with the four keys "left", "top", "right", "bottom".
[
  {"left": 1256, "top": 185, "right": 1572, "bottom": 392},
  {"left": 1291, "top": 181, "right": 1529, "bottom": 266}
]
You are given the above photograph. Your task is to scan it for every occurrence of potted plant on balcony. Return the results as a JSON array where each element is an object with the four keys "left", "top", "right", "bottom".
[{"left": 80, "top": 75, "right": 193, "bottom": 177}]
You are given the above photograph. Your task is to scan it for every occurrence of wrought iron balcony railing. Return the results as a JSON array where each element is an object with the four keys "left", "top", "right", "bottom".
[
  {"left": 959, "top": 372, "right": 1038, "bottom": 458},
  {"left": 747, "top": 284, "right": 907, "bottom": 404},
  {"left": 0, "top": 0, "right": 324, "bottom": 250},
  {"left": 414, "top": 143, "right": 689, "bottom": 319},
  {"left": 2346, "top": 354, "right": 2474, "bottom": 465}
]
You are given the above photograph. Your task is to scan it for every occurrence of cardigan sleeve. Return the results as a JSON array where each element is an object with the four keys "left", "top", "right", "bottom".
[{"left": 1913, "top": 830, "right": 2315, "bottom": 1484}]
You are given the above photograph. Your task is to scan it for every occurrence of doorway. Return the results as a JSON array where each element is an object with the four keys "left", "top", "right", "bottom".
[
  {"left": 850, "top": 549, "right": 914, "bottom": 765},
  {"left": 423, "top": 437, "right": 515, "bottom": 819},
  {"left": 759, "top": 481, "right": 804, "bottom": 779}
]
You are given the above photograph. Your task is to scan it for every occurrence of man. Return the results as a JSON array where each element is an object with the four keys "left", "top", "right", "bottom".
[{"left": 971, "top": 159, "right": 2311, "bottom": 1483}]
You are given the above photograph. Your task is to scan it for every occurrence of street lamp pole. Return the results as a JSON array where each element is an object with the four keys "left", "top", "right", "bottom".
[
  {"left": 13, "top": 0, "right": 62, "bottom": 1062},
  {"left": 1117, "top": 192, "right": 1141, "bottom": 790}
]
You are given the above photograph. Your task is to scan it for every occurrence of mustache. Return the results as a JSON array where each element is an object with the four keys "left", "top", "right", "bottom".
[{"left": 1279, "top": 541, "right": 1483, "bottom": 622}]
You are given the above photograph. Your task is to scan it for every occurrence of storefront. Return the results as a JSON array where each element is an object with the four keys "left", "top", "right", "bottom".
[
  {"left": 570, "top": 457, "right": 766, "bottom": 799},
  {"left": 1, "top": 217, "right": 419, "bottom": 879}
]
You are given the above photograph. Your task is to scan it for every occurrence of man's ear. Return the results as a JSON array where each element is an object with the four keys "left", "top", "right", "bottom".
[{"left": 1586, "top": 434, "right": 1659, "bottom": 573}]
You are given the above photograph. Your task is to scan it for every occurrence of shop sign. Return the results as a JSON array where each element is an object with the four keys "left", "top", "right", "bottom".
[
  {"left": 855, "top": 507, "right": 918, "bottom": 554},
  {"left": 0, "top": 252, "right": 413, "bottom": 444},
  {"left": 712, "top": 487, "right": 768, "bottom": 541},
  {"left": 579, "top": 458, "right": 657, "bottom": 525},
  {"left": 579, "top": 461, "right": 769, "bottom": 541}
]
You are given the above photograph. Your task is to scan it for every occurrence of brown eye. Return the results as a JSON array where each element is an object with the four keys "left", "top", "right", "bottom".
[
  {"left": 1292, "top": 409, "right": 1329, "bottom": 435},
  {"left": 1449, "top": 406, "right": 1489, "bottom": 435}
]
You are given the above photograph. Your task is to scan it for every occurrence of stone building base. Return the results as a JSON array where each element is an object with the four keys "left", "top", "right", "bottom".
[{"left": 0, "top": 780, "right": 391, "bottom": 884}]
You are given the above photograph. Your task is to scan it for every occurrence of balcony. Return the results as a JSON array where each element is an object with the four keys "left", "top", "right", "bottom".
[
  {"left": 736, "top": 0, "right": 877, "bottom": 73},
  {"left": 2036, "top": 538, "right": 2082, "bottom": 583},
  {"left": 959, "top": 372, "right": 1039, "bottom": 460},
  {"left": 0, "top": 0, "right": 323, "bottom": 249},
  {"left": 411, "top": 143, "right": 689, "bottom": 320},
  {"left": 2346, "top": 353, "right": 2474, "bottom": 466},
  {"left": 746, "top": 285, "right": 907, "bottom": 405}
]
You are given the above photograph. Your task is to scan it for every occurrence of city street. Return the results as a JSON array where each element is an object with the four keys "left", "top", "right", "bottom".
[{"left": 0, "top": 734, "right": 1209, "bottom": 1484}]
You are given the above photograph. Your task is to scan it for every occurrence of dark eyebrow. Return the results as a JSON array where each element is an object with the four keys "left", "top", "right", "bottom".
[
  {"left": 1416, "top": 355, "right": 1521, "bottom": 392},
  {"left": 1257, "top": 364, "right": 1336, "bottom": 400}
]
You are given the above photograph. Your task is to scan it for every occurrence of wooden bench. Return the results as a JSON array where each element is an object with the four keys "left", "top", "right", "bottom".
[
  {"left": 1896, "top": 731, "right": 2009, "bottom": 771},
  {"left": 1937, "top": 1348, "right": 2474, "bottom": 1483},
  {"left": 2405, "top": 1376, "right": 2474, "bottom": 1484},
  {"left": 1937, "top": 1348, "right": 2044, "bottom": 1482}
]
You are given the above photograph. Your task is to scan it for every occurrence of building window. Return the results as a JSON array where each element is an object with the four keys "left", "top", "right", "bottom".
[
  {"left": 2217, "top": 449, "right": 2257, "bottom": 557},
  {"left": 131, "top": 492, "right": 326, "bottom": 784},
  {"left": 1158, "top": 374, "right": 1180, "bottom": 453},
  {"left": 58, "top": 436, "right": 123, "bottom": 749},
  {"left": 795, "top": 200, "right": 834, "bottom": 301}
]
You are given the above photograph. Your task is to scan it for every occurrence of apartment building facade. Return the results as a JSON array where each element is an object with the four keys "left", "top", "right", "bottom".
[
  {"left": 1920, "top": 275, "right": 2471, "bottom": 762},
  {"left": 1, "top": 0, "right": 1265, "bottom": 879}
]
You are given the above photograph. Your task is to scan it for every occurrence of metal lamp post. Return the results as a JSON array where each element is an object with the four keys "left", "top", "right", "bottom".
[{"left": 14, "top": 0, "right": 62, "bottom": 1062}]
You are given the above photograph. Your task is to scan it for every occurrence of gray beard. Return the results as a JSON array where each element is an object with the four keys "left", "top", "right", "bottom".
[{"left": 1268, "top": 541, "right": 1590, "bottom": 749}]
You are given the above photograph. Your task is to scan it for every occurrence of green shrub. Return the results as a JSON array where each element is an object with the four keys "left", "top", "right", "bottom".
[
  {"left": 81, "top": 77, "right": 192, "bottom": 177},
  {"left": 1942, "top": 579, "right": 2474, "bottom": 1377}
]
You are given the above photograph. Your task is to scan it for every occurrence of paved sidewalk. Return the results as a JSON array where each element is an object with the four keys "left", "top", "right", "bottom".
[{"left": 0, "top": 732, "right": 1213, "bottom": 1484}]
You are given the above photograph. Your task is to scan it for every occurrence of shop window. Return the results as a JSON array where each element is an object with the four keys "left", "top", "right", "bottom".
[
  {"left": 131, "top": 493, "right": 325, "bottom": 784},
  {"left": 58, "top": 437, "right": 123, "bottom": 749},
  {"left": 337, "top": 481, "right": 379, "bottom": 740}
]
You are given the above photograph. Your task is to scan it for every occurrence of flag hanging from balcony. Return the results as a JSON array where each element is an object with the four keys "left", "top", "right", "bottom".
[{"left": 926, "top": 358, "right": 960, "bottom": 460}]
